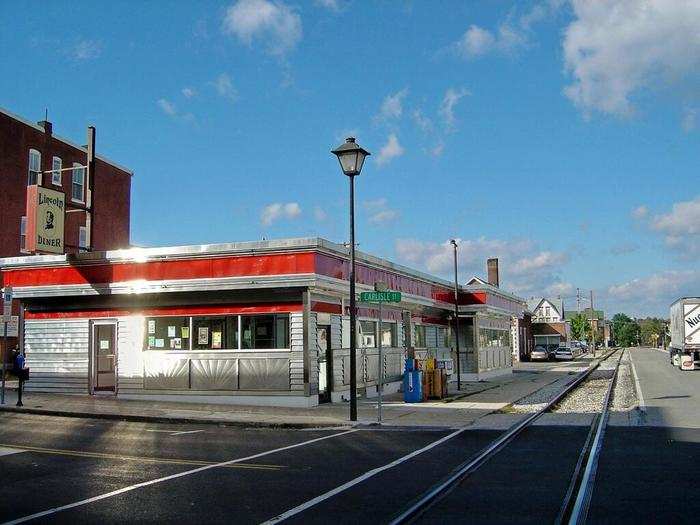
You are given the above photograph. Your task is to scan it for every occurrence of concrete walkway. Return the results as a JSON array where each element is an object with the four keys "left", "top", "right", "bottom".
[{"left": 0, "top": 358, "right": 595, "bottom": 429}]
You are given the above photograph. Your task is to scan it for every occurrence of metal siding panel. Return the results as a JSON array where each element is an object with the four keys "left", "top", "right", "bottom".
[
  {"left": 191, "top": 359, "right": 238, "bottom": 390},
  {"left": 239, "top": 358, "right": 290, "bottom": 390},
  {"left": 143, "top": 355, "right": 189, "bottom": 390}
]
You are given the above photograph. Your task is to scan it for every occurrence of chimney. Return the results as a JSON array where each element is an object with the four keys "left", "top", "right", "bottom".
[
  {"left": 487, "top": 258, "right": 499, "bottom": 287},
  {"left": 38, "top": 120, "right": 52, "bottom": 136}
]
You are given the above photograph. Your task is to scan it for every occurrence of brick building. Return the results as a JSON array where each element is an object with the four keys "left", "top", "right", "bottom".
[{"left": 1, "top": 107, "right": 132, "bottom": 359}]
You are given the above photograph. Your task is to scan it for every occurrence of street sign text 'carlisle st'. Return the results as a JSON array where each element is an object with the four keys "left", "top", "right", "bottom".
[{"left": 359, "top": 291, "right": 402, "bottom": 303}]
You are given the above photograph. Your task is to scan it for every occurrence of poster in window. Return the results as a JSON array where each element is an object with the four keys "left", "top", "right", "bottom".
[
  {"left": 170, "top": 338, "right": 182, "bottom": 349},
  {"left": 198, "top": 327, "right": 209, "bottom": 345},
  {"left": 99, "top": 339, "right": 110, "bottom": 350},
  {"left": 148, "top": 336, "right": 155, "bottom": 348},
  {"left": 155, "top": 338, "right": 165, "bottom": 348},
  {"left": 181, "top": 327, "right": 189, "bottom": 339},
  {"left": 167, "top": 326, "right": 176, "bottom": 338},
  {"left": 212, "top": 331, "right": 222, "bottom": 349},
  {"left": 148, "top": 320, "right": 156, "bottom": 334}
]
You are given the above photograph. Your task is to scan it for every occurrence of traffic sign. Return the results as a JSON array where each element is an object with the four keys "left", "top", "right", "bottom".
[
  {"left": 359, "top": 291, "right": 401, "bottom": 303},
  {"left": 2, "top": 286, "right": 12, "bottom": 322}
]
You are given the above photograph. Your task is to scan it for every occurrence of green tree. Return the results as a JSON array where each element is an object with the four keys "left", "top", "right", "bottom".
[
  {"left": 639, "top": 317, "right": 665, "bottom": 346},
  {"left": 570, "top": 312, "right": 591, "bottom": 340},
  {"left": 612, "top": 313, "right": 641, "bottom": 347}
]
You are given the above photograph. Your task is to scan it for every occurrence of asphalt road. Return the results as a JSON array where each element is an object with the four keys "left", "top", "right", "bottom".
[{"left": 1, "top": 348, "right": 699, "bottom": 524}]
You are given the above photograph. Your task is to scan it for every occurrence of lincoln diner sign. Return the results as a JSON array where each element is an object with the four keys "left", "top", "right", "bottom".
[{"left": 26, "top": 185, "right": 66, "bottom": 254}]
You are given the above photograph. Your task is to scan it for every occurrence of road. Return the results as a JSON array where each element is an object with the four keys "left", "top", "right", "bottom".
[{"left": 0, "top": 347, "right": 699, "bottom": 524}]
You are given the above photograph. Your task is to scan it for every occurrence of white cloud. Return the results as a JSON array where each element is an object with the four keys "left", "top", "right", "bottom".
[
  {"left": 211, "top": 73, "right": 238, "bottom": 101},
  {"left": 72, "top": 39, "right": 101, "bottom": 60},
  {"left": 368, "top": 210, "right": 398, "bottom": 225},
  {"left": 429, "top": 142, "right": 444, "bottom": 157},
  {"left": 563, "top": 0, "right": 700, "bottom": 117},
  {"left": 544, "top": 281, "right": 575, "bottom": 298},
  {"left": 455, "top": 25, "right": 496, "bottom": 58},
  {"left": 631, "top": 205, "right": 649, "bottom": 220},
  {"left": 315, "top": 0, "right": 341, "bottom": 11},
  {"left": 313, "top": 206, "right": 327, "bottom": 222},
  {"left": 439, "top": 87, "right": 470, "bottom": 130},
  {"left": 394, "top": 237, "right": 569, "bottom": 297},
  {"left": 260, "top": 202, "right": 301, "bottom": 226},
  {"left": 605, "top": 269, "right": 700, "bottom": 316},
  {"left": 376, "top": 88, "right": 408, "bottom": 122},
  {"left": 649, "top": 196, "right": 700, "bottom": 253},
  {"left": 223, "top": 0, "right": 302, "bottom": 56},
  {"left": 157, "top": 99, "right": 177, "bottom": 117},
  {"left": 682, "top": 107, "right": 697, "bottom": 132},
  {"left": 182, "top": 87, "right": 197, "bottom": 98},
  {"left": 364, "top": 198, "right": 398, "bottom": 225},
  {"left": 411, "top": 109, "right": 433, "bottom": 133},
  {"left": 376, "top": 133, "right": 404, "bottom": 166}
]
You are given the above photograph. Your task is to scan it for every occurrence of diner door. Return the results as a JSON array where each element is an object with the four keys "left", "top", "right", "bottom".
[
  {"left": 92, "top": 321, "right": 117, "bottom": 393},
  {"left": 317, "top": 325, "right": 332, "bottom": 403}
]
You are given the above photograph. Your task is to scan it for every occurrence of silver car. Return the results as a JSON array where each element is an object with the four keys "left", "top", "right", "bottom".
[{"left": 531, "top": 345, "right": 549, "bottom": 361}]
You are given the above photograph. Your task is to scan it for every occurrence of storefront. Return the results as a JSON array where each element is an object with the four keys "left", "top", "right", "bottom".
[{"left": 1, "top": 238, "right": 499, "bottom": 407}]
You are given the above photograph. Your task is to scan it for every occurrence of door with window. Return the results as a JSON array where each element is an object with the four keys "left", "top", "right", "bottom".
[
  {"left": 92, "top": 322, "right": 117, "bottom": 392},
  {"left": 317, "top": 325, "right": 332, "bottom": 403}
]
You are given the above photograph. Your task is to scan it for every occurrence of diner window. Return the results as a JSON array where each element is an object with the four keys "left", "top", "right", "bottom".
[
  {"left": 241, "top": 315, "right": 289, "bottom": 349},
  {"left": 438, "top": 327, "right": 450, "bottom": 347},
  {"left": 359, "top": 320, "right": 377, "bottom": 348},
  {"left": 28, "top": 149, "right": 41, "bottom": 185},
  {"left": 414, "top": 325, "right": 426, "bottom": 348},
  {"left": 52, "top": 157, "right": 62, "bottom": 185},
  {"left": 19, "top": 216, "right": 27, "bottom": 252},
  {"left": 145, "top": 317, "right": 190, "bottom": 350},
  {"left": 380, "top": 322, "right": 397, "bottom": 347},
  {"left": 478, "top": 328, "right": 511, "bottom": 349},
  {"left": 72, "top": 162, "right": 85, "bottom": 202},
  {"left": 193, "top": 316, "right": 227, "bottom": 350}
]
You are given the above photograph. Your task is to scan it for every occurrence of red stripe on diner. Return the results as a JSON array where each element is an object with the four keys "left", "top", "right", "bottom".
[
  {"left": 2, "top": 252, "right": 316, "bottom": 288},
  {"left": 311, "top": 301, "right": 342, "bottom": 314},
  {"left": 25, "top": 303, "right": 303, "bottom": 320}
]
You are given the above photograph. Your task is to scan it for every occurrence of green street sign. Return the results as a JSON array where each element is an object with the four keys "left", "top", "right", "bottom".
[{"left": 359, "top": 291, "right": 402, "bottom": 303}]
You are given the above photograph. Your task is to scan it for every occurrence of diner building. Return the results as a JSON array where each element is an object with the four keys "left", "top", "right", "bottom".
[{"left": 0, "top": 238, "right": 527, "bottom": 407}]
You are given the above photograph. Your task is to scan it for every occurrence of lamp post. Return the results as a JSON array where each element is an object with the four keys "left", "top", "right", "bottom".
[
  {"left": 332, "top": 137, "right": 370, "bottom": 422},
  {"left": 450, "top": 239, "right": 461, "bottom": 391}
]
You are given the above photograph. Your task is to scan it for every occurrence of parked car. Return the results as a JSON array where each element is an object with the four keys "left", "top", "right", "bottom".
[
  {"left": 531, "top": 345, "right": 549, "bottom": 361},
  {"left": 555, "top": 346, "right": 574, "bottom": 360}
]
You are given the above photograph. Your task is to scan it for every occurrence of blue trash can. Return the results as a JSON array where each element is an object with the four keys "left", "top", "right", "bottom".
[{"left": 403, "top": 370, "right": 423, "bottom": 403}]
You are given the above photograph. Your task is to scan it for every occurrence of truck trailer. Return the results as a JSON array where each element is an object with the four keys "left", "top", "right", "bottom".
[{"left": 669, "top": 297, "right": 700, "bottom": 370}]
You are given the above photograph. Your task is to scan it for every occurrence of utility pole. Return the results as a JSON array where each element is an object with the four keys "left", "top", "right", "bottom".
[
  {"left": 589, "top": 290, "right": 595, "bottom": 356},
  {"left": 86, "top": 126, "right": 96, "bottom": 251},
  {"left": 576, "top": 288, "right": 581, "bottom": 313}
]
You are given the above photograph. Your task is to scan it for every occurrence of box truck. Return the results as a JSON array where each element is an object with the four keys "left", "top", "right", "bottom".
[{"left": 669, "top": 297, "right": 700, "bottom": 370}]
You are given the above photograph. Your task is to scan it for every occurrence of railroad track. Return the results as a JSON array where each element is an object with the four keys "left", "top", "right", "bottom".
[{"left": 390, "top": 348, "right": 623, "bottom": 525}]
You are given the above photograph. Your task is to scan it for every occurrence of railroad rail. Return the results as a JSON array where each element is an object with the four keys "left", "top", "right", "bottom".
[{"left": 390, "top": 348, "right": 622, "bottom": 525}]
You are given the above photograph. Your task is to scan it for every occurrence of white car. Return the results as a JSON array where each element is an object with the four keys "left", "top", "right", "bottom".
[
  {"left": 555, "top": 347, "right": 574, "bottom": 360},
  {"left": 531, "top": 346, "right": 550, "bottom": 361}
]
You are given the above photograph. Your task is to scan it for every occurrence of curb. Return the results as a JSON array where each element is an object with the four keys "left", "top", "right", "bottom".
[{"left": 0, "top": 405, "right": 352, "bottom": 430}]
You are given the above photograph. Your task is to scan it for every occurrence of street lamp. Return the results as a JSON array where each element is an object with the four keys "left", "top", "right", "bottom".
[
  {"left": 450, "top": 239, "right": 461, "bottom": 391},
  {"left": 332, "top": 137, "right": 371, "bottom": 422}
]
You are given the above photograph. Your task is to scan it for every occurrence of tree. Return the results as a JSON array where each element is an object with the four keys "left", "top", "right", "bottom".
[
  {"left": 612, "top": 313, "right": 641, "bottom": 347},
  {"left": 639, "top": 317, "right": 666, "bottom": 346},
  {"left": 570, "top": 312, "right": 591, "bottom": 340}
]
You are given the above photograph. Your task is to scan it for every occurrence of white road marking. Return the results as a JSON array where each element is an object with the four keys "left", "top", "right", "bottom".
[
  {"left": 0, "top": 447, "right": 24, "bottom": 457},
  {"left": 2, "top": 429, "right": 358, "bottom": 525},
  {"left": 630, "top": 352, "right": 646, "bottom": 413},
  {"left": 145, "top": 429, "right": 205, "bottom": 436},
  {"left": 260, "top": 427, "right": 466, "bottom": 524}
]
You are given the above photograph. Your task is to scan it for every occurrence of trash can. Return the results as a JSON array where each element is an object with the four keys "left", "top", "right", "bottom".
[{"left": 403, "top": 369, "right": 423, "bottom": 403}]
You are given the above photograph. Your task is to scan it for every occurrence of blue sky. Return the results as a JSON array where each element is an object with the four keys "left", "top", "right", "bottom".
[{"left": 2, "top": 0, "right": 700, "bottom": 317}]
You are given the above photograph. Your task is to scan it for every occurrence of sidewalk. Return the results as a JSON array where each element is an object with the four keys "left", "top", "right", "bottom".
[{"left": 0, "top": 359, "right": 592, "bottom": 429}]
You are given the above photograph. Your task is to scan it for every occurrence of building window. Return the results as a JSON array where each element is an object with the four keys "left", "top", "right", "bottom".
[
  {"left": 545, "top": 306, "right": 551, "bottom": 317},
  {"left": 193, "top": 316, "right": 229, "bottom": 350},
  {"left": 20, "top": 216, "right": 27, "bottom": 252},
  {"left": 241, "top": 314, "right": 288, "bottom": 349},
  {"left": 28, "top": 149, "right": 41, "bottom": 185},
  {"left": 52, "top": 157, "right": 62, "bottom": 185},
  {"left": 358, "top": 320, "right": 377, "bottom": 348},
  {"left": 72, "top": 162, "right": 85, "bottom": 202},
  {"left": 478, "top": 328, "right": 511, "bottom": 349},
  {"left": 414, "top": 325, "right": 426, "bottom": 348},
  {"left": 79, "top": 226, "right": 88, "bottom": 250},
  {"left": 145, "top": 317, "right": 191, "bottom": 350},
  {"left": 380, "top": 322, "right": 397, "bottom": 347},
  {"left": 438, "top": 327, "right": 450, "bottom": 347}
]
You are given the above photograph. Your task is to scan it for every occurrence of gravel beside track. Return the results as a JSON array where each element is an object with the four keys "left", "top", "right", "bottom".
[
  {"left": 553, "top": 352, "right": 619, "bottom": 414},
  {"left": 611, "top": 350, "right": 638, "bottom": 411}
]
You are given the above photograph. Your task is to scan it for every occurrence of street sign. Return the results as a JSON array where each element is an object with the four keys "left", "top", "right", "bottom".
[
  {"left": 359, "top": 291, "right": 401, "bottom": 303},
  {"left": 2, "top": 287, "right": 12, "bottom": 322},
  {"left": 1, "top": 316, "right": 18, "bottom": 338}
]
